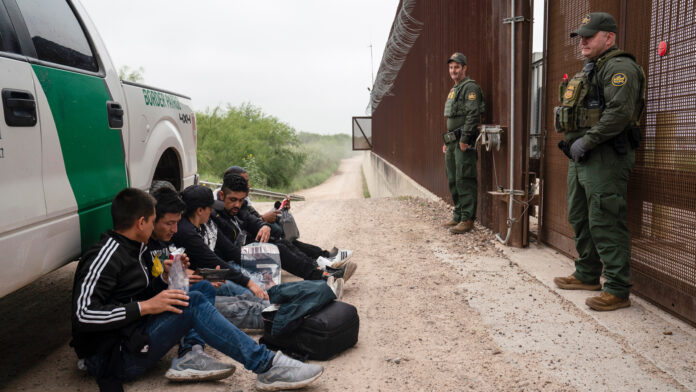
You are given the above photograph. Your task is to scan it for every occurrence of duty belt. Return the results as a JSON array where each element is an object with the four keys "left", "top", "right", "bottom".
[{"left": 442, "top": 128, "right": 461, "bottom": 144}]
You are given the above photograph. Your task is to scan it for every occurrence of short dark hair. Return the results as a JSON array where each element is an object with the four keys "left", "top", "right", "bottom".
[
  {"left": 221, "top": 174, "right": 249, "bottom": 195},
  {"left": 181, "top": 185, "right": 214, "bottom": 217},
  {"left": 151, "top": 187, "right": 186, "bottom": 222},
  {"left": 111, "top": 188, "right": 156, "bottom": 231},
  {"left": 224, "top": 166, "right": 247, "bottom": 176}
]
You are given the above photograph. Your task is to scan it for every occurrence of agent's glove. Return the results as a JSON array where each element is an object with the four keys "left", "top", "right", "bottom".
[{"left": 570, "top": 138, "right": 587, "bottom": 163}]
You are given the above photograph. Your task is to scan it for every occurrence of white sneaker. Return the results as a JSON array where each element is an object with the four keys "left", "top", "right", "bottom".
[
  {"left": 329, "top": 249, "right": 353, "bottom": 269},
  {"left": 326, "top": 276, "right": 344, "bottom": 300},
  {"left": 341, "top": 259, "right": 357, "bottom": 282},
  {"left": 315, "top": 256, "right": 333, "bottom": 269},
  {"left": 165, "top": 344, "right": 235, "bottom": 382},
  {"left": 256, "top": 351, "right": 323, "bottom": 390}
]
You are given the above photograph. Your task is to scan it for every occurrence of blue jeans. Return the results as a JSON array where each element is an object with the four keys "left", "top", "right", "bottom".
[
  {"left": 118, "top": 281, "right": 273, "bottom": 381},
  {"left": 216, "top": 264, "right": 253, "bottom": 297},
  {"left": 217, "top": 279, "right": 253, "bottom": 297},
  {"left": 178, "top": 282, "right": 213, "bottom": 356}
]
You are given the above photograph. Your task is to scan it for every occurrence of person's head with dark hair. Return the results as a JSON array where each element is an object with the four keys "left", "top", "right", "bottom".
[
  {"left": 219, "top": 174, "right": 249, "bottom": 216},
  {"left": 223, "top": 166, "right": 251, "bottom": 186},
  {"left": 151, "top": 187, "right": 186, "bottom": 241},
  {"left": 224, "top": 166, "right": 247, "bottom": 176},
  {"left": 152, "top": 187, "right": 186, "bottom": 222},
  {"left": 181, "top": 185, "right": 214, "bottom": 227},
  {"left": 149, "top": 180, "right": 177, "bottom": 195},
  {"left": 111, "top": 188, "right": 156, "bottom": 242}
]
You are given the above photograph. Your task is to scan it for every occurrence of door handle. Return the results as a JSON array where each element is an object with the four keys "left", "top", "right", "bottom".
[
  {"left": 2, "top": 89, "right": 37, "bottom": 127},
  {"left": 106, "top": 101, "right": 124, "bottom": 129}
]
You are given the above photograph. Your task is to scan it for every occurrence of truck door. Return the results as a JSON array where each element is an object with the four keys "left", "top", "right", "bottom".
[
  {"left": 0, "top": 6, "right": 45, "bottom": 236},
  {"left": 7, "top": 0, "right": 129, "bottom": 250}
]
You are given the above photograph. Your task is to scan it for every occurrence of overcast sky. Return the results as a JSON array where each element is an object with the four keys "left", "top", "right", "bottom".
[
  {"left": 79, "top": 0, "right": 398, "bottom": 135},
  {"left": 79, "top": 1, "right": 544, "bottom": 135}
]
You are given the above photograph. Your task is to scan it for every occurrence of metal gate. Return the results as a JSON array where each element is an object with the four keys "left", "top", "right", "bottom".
[{"left": 541, "top": 0, "right": 696, "bottom": 323}]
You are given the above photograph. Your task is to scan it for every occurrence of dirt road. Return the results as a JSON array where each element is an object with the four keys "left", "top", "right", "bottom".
[{"left": 1, "top": 156, "right": 693, "bottom": 391}]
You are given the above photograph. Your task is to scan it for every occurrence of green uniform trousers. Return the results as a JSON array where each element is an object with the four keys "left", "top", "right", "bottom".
[
  {"left": 445, "top": 141, "right": 477, "bottom": 222},
  {"left": 567, "top": 142, "right": 635, "bottom": 298}
]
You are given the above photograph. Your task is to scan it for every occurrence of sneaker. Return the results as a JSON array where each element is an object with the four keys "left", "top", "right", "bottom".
[
  {"left": 585, "top": 291, "right": 631, "bottom": 311},
  {"left": 342, "top": 259, "right": 357, "bottom": 282},
  {"left": 256, "top": 351, "right": 323, "bottom": 391},
  {"left": 316, "top": 256, "right": 333, "bottom": 269},
  {"left": 329, "top": 249, "right": 353, "bottom": 269},
  {"left": 553, "top": 275, "right": 601, "bottom": 291},
  {"left": 165, "top": 345, "right": 235, "bottom": 382},
  {"left": 326, "top": 259, "right": 357, "bottom": 282},
  {"left": 326, "top": 276, "right": 344, "bottom": 300},
  {"left": 327, "top": 246, "right": 339, "bottom": 258}
]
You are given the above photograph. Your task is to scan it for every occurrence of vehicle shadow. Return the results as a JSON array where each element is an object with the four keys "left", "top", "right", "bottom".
[{"left": 0, "top": 262, "right": 77, "bottom": 389}]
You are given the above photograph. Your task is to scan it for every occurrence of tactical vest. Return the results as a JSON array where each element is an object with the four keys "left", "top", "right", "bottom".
[
  {"left": 444, "top": 79, "right": 485, "bottom": 118},
  {"left": 554, "top": 50, "right": 645, "bottom": 134}
]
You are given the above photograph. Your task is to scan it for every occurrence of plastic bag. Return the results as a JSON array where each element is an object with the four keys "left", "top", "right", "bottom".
[
  {"left": 167, "top": 247, "right": 189, "bottom": 293},
  {"left": 280, "top": 210, "right": 300, "bottom": 241},
  {"left": 241, "top": 242, "right": 281, "bottom": 290}
]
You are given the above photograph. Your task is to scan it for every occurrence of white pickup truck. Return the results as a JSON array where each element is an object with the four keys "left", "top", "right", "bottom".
[{"left": 0, "top": 0, "right": 197, "bottom": 297}]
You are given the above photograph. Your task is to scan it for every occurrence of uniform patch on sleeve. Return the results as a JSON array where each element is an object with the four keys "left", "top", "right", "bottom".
[
  {"left": 611, "top": 73, "right": 627, "bottom": 86},
  {"left": 448, "top": 89, "right": 455, "bottom": 99},
  {"left": 467, "top": 92, "right": 477, "bottom": 100},
  {"left": 564, "top": 84, "right": 575, "bottom": 100}
]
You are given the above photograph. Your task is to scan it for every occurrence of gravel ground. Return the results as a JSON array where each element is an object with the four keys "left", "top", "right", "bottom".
[{"left": 0, "top": 156, "right": 692, "bottom": 391}]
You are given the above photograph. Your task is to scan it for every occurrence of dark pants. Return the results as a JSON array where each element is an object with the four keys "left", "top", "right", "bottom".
[
  {"left": 445, "top": 141, "right": 478, "bottom": 222},
  {"left": 276, "top": 242, "right": 324, "bottom": 280},
  {"left": 567, "top": 142, "right": 635, "bottom": 298},
  {"left": 291, "top": 239, "right": 330, "bottom": 259}
]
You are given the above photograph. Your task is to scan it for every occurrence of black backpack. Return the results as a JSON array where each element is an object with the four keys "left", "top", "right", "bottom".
[{"left": 259, "top": 301, "right": 359, "bottom": 361}]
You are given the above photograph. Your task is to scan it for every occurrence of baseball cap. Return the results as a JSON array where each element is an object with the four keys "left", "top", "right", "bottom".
[
  {"left": 570, "top": 12, "right": 618, "bottom": 37},
  {"left": 447, "top": 52, "right": 467, "bottom": 65}
]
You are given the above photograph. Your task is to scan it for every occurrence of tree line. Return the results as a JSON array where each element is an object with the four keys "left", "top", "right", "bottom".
[{"left": 196, "top": 103, "right": 353, "bottom": 192}]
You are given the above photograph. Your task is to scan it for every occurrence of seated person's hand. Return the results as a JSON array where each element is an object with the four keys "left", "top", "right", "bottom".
[
  {"left": 187, "top": 268, "right": 203, "bottom": 284},
  {"left": 161, "top": 253, "right": 190, "bottom": 282},
  {"left": 247, "top": 280, "right": 269, "bottom": 301},
  {"left": 255, "top": 225, "right": 271, "bottom": 243},
  {"left": 139, "top": 289, "right": 189, "bottom": 315},
  {"left": 262, "top": 209, "right": 281, "bottom": 223}
]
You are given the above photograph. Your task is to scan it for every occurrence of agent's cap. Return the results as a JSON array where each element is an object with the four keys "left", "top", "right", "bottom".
[
  {"left": 570, "top": 12, "right": 617, "bottom": 37},
  {"left": 447, "top": 52, "right": 467, "bottom": 65},
  {"left": 181, "top": 185, "right": 214, "bottom": 210}
]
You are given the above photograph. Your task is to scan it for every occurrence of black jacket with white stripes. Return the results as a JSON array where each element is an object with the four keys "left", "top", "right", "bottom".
[{"left": 70, "top": 230, "right": 166, "bottom": 359}]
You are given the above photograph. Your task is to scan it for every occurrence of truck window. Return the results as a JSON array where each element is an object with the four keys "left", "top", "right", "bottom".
[{"left": 15, "top": 0, "right": 98, "bottom": 72}]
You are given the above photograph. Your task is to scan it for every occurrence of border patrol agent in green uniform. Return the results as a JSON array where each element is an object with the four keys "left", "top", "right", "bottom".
[
  {"left": 552, "top": 13, "right": 645, "bottom": 311},
  {"left": 442, "top": 52, "right": 484, "bottom": 234}
]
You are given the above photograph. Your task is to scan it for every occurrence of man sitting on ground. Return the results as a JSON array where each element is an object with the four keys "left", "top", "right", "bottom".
[
  {"left": 172, "top": 185, "right": 268, "bottom": 298},
  {"left": 146, "top": 186, "right": 233, "bottom": 381},
  {"left": 214, "top": 174, "right": 356, "bottom": 281},
  {"left": 177, "top": 184, "right": 335, "bottom": 283},
  {"left": 71, "top": 188, "right": 323, "bottom": 391},
  {"left": 222, "top": 166, "right": 353, "bottom": 265}
]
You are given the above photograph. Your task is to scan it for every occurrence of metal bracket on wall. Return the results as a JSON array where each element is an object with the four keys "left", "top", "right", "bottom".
[
  {"left": 477, "top": 124, "right": 503, "bottom": 152},
  {"left": 502, "top": 16, "right": 526, "bottom": 24}
]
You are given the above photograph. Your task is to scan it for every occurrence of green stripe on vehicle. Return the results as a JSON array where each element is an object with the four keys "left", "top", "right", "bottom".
[{"left": 32, "top": 65, "right": 128, "bottom": 251}]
